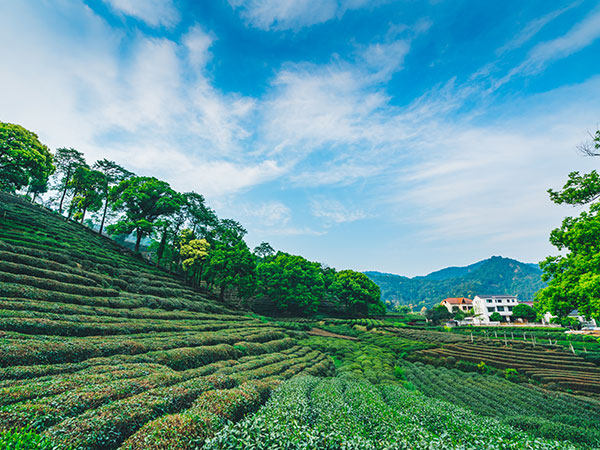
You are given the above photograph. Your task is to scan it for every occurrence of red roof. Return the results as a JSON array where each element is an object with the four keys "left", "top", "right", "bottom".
[{"left": 442, "top": 297, "right": 472, "bottom": 305}]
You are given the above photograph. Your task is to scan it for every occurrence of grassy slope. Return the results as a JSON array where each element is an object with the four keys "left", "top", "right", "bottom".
[{"left": 0, "top": 193, "right": 334, "bottom": 449}]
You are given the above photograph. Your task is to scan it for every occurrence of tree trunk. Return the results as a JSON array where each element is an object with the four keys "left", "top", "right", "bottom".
[
  {"left": 58, "top": 167, "right": 72, "bottom": 214},
  {"left": 219, "top": 284, "right": 225, "bottom": 302},
  {"left": 156, "top": 225, "right": 168, "bottom": 266},
  {"left": 135, "top": 229, "right": 143, "bottom": 252},
  {"left": 99, "top": 195, "right": 109, "bottom": 235},
  {"left": 80, "top": 207, "right": 87, "bottom": 223}
]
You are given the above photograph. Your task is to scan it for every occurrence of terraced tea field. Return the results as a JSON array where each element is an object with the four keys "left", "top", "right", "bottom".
[
  {"left": 204, "top": 376, "right": 582, "bottom": 450},
  {"left": 0, "top": 194, "right": 333, "bottom": 449},
  {"left": 418, "top": 342, "right": 600, "bottom": 393},
  {"left": 2, "top": 193, "right": 599, "bottom": 450}
]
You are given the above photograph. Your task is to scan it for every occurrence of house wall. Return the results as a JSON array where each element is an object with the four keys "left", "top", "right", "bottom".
[{"left": 473, "top": 296, "right": 518, "bottom": 323}]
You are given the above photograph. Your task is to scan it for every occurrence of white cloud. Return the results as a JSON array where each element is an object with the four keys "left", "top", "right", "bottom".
[
  {"left": 311, "top": 198, "right": 367, "bottom": 224},
  {"left": 0, "top": 2, "right": 267, "bottom": 201},
  {"left": 183, "top": 26, "right": 215, "bottom": 71},
  {"left": 228, "top": 0, "right": 376, "bottom": 30},
  {"left": 496, "top": 3, "right": 580, "bottom": 55},
  {"left": 103, "top": 0, "right": 180, "bottom": 28},
  {"left": 494, "top": 7, "right": 600, "bottom": 88},
  {"left": 243, "top": 201, "right": 292, "bottom": 226}
]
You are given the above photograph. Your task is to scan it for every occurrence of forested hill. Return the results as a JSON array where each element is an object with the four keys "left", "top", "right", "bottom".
[{"left": 365, "top": 256, "right": 546, "bottom": 309}]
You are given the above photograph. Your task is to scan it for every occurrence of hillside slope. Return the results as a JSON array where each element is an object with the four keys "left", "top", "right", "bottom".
[
  {"left": 365, "top": 256, "right": 546, "bottom": 308},
  {"left": 0, "top": 193, "right": 333, "bottom": 449}
]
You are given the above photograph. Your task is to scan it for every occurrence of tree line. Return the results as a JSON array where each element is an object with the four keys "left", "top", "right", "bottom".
[{"left": 0, "top": 121, "right": 385, "bottom": 317}]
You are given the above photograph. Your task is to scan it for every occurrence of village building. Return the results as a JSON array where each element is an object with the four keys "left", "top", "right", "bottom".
[
  {"left": 472, "top": 295, "right": 518, "bottom": 323},
  {"left": 440, "top": 297, "right": 472, "bottom": 313}
]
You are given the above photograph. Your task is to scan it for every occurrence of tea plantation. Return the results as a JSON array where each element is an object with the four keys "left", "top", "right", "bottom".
[
  {"left": 1, "top": 193, "right": 599, "bottom": 449},
  {"left": 0, "top": 194, "right": 333, "bottom": 449}
]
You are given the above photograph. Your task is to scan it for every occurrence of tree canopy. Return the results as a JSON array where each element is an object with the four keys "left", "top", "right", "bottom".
[
  {"left": 108, "top": 176, "right": 183, "bottom": 252},
  {"left": 512, "top": 303, "right": 537, "bottom": 322},
  {"left": 68, "top": 166, "right": 107, "bottom": 222},
  {"left": 93, "top": 159, "right": 133, "bottom": 235},
  {"left": 536, "top": 132, "right": 600, "bottom": 320},
  {"left": 0, "top": 122, "right": 54, "bottom": 193},
  {"left": 257, "top": 252, "right": 325, "bottom": 316},
  {"left": 53, "top": 147, "right": 87, "bottom": 214},
  {"left": 331, "top": 270, "right": 384, "bottom": 316}
]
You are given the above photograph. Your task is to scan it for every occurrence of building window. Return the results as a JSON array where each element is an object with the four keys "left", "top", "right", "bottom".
[
  {"left": 508, "top": 306, "right": 513, "bottom": 311},
  {"left": 486, "top": 299, "right": 492, "bottom": 303},
  {"left": 487, "top": 307, "right": 495, "bottom": 313},
  {"left": 497, "top": 306, "right": 504, "bottom": 311}
]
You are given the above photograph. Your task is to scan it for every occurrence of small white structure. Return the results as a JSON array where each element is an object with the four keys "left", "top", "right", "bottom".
[
  {"left": 472, "top": 295, "right": 518, "bottom": 324},
  {"left": 542, "top": 309, "right": 598, "bottom": 328}
]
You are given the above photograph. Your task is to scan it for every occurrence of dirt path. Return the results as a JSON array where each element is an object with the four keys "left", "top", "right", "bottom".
[{"left": 308, "top": 328, "right": 359, "bottom": 341}]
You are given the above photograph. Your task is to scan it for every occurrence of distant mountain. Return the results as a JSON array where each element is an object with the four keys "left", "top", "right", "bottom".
[{"left": 365, "top": 256, "right": 545, "bottom": 309}]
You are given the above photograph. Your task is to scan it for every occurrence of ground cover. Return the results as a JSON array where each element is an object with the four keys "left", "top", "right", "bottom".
[
  {"left": 0, "top": 194, "right": 334, "bottom": 449},
  {"left": 204, "top": 375, "right": 581, "bottom": 450}
]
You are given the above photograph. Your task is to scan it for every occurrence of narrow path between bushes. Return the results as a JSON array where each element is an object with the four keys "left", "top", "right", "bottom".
[{"left": 308, "top": 328, "right": 360, "bottom": 341}]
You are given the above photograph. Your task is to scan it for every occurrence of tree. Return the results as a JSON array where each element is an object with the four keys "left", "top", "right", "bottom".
[
  {"left": 27, "top": 172, "right": 50, "bottom": 203},
  {"left": 211, "top": 219, "right": 247, "bottom": 246},
  {"left": 179, "top": 230, "right": 210, "bottom": 286},
  {"left": 512, "top": 303, "right": 537, "bottom": 322},
  {"left": 183, "top": 191, "right": 218, "bottom": 237},
  {"left": 53, "top": 147, "right": 87, "bottom": 214},
  {"left": 331, "top": 270, "right": 384, "bottom": 317},
  {"left": 425, "top": 304, "right": 452, "bottom": 325},
  {"left": 253, "top": 242, "right": 275, "bottom": 259},
  {"left": 203, "top": 239, "right": 256, "bottom": 301},
  {"left": 537, "top": 132, "right": 600, "bottom": 320},
  {"left": 67, "top": 167, "right": 107, "bottom": 222},
  {"left": 93, "top": 159, "right": 133, "bottom": 235},
  {"left": 0, "top": 122, "right": 54, "bottom": 193},
  {"left": 257, "top": 252, "right": 325, "bottom": 316},
  {"left": 107, "top": 176, "right": 182, "bottom": 252},
  {"left": 578, "top": 129, "right": 600, "bottom": 157},
  {"left": 489, "top": 312, "right": 503, "bottom": 322}
]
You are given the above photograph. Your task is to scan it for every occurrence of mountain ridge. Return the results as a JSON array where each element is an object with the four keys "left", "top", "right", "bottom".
[{"left": 365, "top": 256, "right": 545, "bottom": 309}]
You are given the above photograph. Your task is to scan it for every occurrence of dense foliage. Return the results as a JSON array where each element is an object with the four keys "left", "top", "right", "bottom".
[
  {"left": 257, "top": 252, "right": 326, "bottom": 315},
  {"left": 331, "top": 270, "right": 384, "bottom": 316},
  {"left": 0, "top": 122, "right": 386, "bottom": 317},
  {"left": 205, "top": 376, "right": 578, "bottom": 450},
  {"left": 536, "top": 129, "right": 600, "bottom": 320},
  {"left": 0, "top": 193, "right": 334, "bottom": 449},
  {"left": 0, "top": 122, "right": 54, "bottom": 194}
]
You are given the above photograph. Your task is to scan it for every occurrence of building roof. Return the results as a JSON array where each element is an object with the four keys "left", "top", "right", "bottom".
[
  {"left": 475, "top": 295, "right": 517, "bottom": 299},
  {"left": 442, "top": 297, "right": 472, "bottom": 305}
]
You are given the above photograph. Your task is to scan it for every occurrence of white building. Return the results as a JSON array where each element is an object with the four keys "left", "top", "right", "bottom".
[
  {"left": 542, "top": 309, "right": 598, "bottom": 328},
  {"left": 472, "top": 295, "right": 518, "bottom": 323}
]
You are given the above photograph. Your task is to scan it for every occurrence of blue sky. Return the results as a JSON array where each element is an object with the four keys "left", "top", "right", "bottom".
[{"left": 2, "top": 0, "right": 600, "bottom": 276}]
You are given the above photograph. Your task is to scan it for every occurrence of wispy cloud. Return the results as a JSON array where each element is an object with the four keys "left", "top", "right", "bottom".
[
  {"left": 243, "top": 201, "right": 292, "bottom": 226},
  {"left": 496, "top": 2, "right": 581, "bottom": 55},
  {"left": 103, "top": 0, "right": 180, "bottom": 28},
  {"left": 227, "top": 0, "right": 385, "bottom": 30},
  {"left": 494, "top": 6, "right": 600, "bottom": 88},
  {"left": 311, "top": 198, "right": 367, "bottom": 224}
]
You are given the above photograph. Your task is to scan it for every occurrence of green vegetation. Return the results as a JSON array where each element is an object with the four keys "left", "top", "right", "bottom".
[
  {"left": 0, "top": 122, "right": 54, "bottom": 195},
  {"left": 403, "top": 362, "right": 600, "bottom": 446},
  {"left": 0, "top": 427, "right": 64, "bottom": 450},
  {"left": 205, "top": 375, "right": 579, "bottom": 450},
  {"left": 365, "top": 256, "right": 546, "bottom": 309},
  {"left": 0, "top": 193, "right": 334, "bottom": 449},
  {"left": 2, "top": 123, "right": 600, "bottom": 450},
  {"left": 538, "top": 140, "right": 600, "bottom": 318}
]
